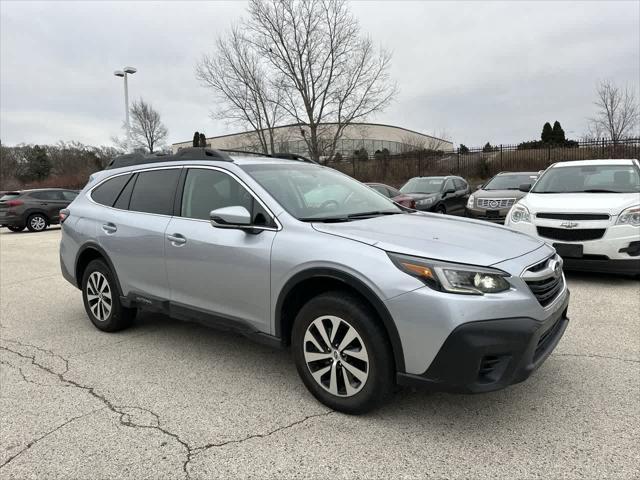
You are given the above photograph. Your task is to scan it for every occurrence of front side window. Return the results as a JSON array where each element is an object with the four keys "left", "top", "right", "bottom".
[
  {"left": 370, "top": 184, "right": 390, "bottom": 196},
  {"left": 30, "top": 190, "right": 61, "bottom": 200},
  {"left": 532, "top": 164, "right": 640, "bottom": 194},
  {"left": 62, "top": 191, "right": 78, "bottom": 201},
  {"left": 129, "top": 169, "right": 180, "bottom": 215},
  {"left": 400, "top": 177, "right": 444, "bottom": 194},
  {"left": 242, "top": 164, "right": 402, "bottom": 221},
  {"left": 180, "top": 168, "right": 274, "bottom": 227}
]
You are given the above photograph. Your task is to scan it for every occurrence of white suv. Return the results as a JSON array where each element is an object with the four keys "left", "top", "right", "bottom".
[{"left": 506, "top": 159, "right": 640, "bottom": 275}]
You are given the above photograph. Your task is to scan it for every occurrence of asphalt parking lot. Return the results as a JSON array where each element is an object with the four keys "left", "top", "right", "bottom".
[{"left": 0, "top": 228, "right": 638, "bottom": 479}]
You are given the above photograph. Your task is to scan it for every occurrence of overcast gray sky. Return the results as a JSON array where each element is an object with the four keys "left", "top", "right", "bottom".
[{"left": 1, "top": 0, "right": 638, "bottom": 148}]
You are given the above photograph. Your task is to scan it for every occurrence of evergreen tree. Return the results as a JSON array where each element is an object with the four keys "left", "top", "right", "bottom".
[
  {"left": 199, "top": 133, "right": 207, "bottom": 147},
  {"left": 541, "top": 122, "right": 553, "bottom": 143},
  {"left": 459, "top": 144, "right": 470, "bottom": 154},
  {"left": 482, "top": 142, "right": 494, "bottom": 153},
  {"left": 192, "top": 131, "right": 200, "bottom": 147},
  {"left": 551, "top": 121, "right": 566, "bottom": 144}
]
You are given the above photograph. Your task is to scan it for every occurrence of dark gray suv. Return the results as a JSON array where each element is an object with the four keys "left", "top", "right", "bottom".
[{"left": 0, "top": 188, "right": 78, "bottom": 232}]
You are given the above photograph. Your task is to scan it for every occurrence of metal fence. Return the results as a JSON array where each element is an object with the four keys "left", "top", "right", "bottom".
[{"left": 324, "top": 138, "right": 640, "bottom": 187}]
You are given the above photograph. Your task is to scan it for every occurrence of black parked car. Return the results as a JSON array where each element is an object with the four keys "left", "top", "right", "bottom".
[
  {"left": 0, "top": 189, "right": 79, "bottom": 232},
  {"left": 399, "top": 176, "right": 470, "bottom": 214}
]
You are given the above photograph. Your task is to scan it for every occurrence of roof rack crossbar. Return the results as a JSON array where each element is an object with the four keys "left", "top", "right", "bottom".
[{"left": 105, "top": 147, "right": 233, "bottom": 170}]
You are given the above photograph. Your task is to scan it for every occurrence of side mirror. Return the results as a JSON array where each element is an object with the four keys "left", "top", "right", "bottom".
[
  {"left": 476, "top": 184, "right": 483, "bottom": 190},
  {"left": 210, "top": 206, "right": 252, "bottom": 229},
  {"left": 519, "top": 183, "right": 532, "bottom": 192},
  {"left": 444, "top": 188, "right": 456, "bottom": 196}
]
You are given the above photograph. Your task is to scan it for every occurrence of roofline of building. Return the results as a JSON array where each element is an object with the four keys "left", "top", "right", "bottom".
[{"left": 172, "top": 122, "right": 453, "bottom": 146}]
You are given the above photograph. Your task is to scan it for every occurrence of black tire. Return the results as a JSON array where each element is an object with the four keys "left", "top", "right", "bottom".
[
  {"left": 81, "top": 259, "right": 136, "bottom": 332},
  {"left": 435, "top": 205, "right": 446, "bottom": 214},
  {"left": 292, "top": 291, "right": 394, "bottom": 414},
  {"left": 7, "top": 225, "right": 25, "bottom": 232},
  {"left": 26, "top": 213, "right": 48, "bottom": 232}
]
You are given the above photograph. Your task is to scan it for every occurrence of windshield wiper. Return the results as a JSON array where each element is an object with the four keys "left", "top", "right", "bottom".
[
  {"left": 299, "top": 210, "right": 402, "bottom": 223},
  {"left": 346, "top": 210, "right": 403, "bottom": 219},
  {"left": 581, "top": 189, "right": 622, "bottom": 193}
]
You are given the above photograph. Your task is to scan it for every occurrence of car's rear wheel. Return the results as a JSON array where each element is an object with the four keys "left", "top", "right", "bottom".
[
  {"left": 292, "top": 291, "right": 394, "bottom": 414},
  {"left": 26, "top": 213, "right": 48, "bottom": 232},
  {"left": 81, "top": 259, "right": 136, "bottom": 332},
  {"left": 7, "top": 225, "right": 25, "bottom": 232}
]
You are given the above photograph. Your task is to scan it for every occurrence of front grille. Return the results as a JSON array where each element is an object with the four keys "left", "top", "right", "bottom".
[
  {"left": 476, "top": 198, "right": 515, "bottom": 209},
  {"left": 536, "top": 213, "right": 610, "bottom": 220},
  {"left": 536, "top": 227, "right": 606, "bottom": 241},
  {"left": 534, "top": 316, "right": 564, "bottom": 361},
  {"left": 526, "top": 275, "right": 564, "bottom": 307}
]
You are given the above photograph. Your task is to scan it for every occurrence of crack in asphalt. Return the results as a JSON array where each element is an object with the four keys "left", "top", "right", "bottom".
[
  {"left": 0, "top": 408, "right": 105, "bottom": 469},
  {"left": 552, "top": 352, "right": 639, "bottom": 364},
  {"left": 0, "top": 338, "right": 334, "bottom": 479}
]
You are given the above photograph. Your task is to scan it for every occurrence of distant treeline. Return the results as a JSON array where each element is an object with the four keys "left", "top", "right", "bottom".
[{"left": 0, "top": 142, "right": 123, "bottom": 190}]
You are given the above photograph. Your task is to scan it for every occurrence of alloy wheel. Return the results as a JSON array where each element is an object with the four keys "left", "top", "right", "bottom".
[
  {"left": 86, "top": 271, "right": 112, "bottom": 322},
  {"left": 30, "top": 216, "right": 46, "bottom": 231},
  {"left": 303, "top": 315, "right": 369, "bottom": 397}
]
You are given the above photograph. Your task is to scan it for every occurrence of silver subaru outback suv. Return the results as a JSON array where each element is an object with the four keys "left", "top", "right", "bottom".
[{"left": 60, "top": 148, "right": 570, "bottom": 414}]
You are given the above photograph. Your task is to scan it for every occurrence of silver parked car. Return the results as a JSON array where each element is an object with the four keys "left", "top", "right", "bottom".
[{"left": 59, "top": 148, "right": 570, "bottom": 414}]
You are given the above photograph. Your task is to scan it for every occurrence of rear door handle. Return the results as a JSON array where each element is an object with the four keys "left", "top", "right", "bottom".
[
  {"left": 167, "top": 233, "right": 187, "bottom": 245},
  {"left": 102, "top": 223, "right": 117, "bottom": 233}
]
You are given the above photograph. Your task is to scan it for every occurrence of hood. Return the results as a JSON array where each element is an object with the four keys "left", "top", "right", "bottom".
[
  {"left": 475, "top": 189, "right": 526, "bottom": 200},
  {"left": 312, "top": 212, "right": 545, "bottom": 267},
  {"left": 521, "top": 192, "right": 639, "bottom": 215}
]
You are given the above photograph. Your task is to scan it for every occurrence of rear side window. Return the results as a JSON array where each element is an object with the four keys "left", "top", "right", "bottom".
[
  {"left": 91, "top": 174, "right": 132, "bottom": 207},
  {"left": 113, "top": 175, "right": 136, "bottom": 210},
  {"left": 0, "top": 193, "right": 21, "bottom": 201},
  {"left": 129, "top": 169, "right": 180, "bottom": 215}
]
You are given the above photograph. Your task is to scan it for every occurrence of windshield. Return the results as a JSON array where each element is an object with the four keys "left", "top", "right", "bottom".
[
  {"left": 484, "top": 173, "right": 538, "bottom": 190},
  {"left": 242, "top": 164, "right": 403, "bottom": 221},
  {"left": 400, "top": 177, "right": 444, "bottom": 194},
  {"left": 532, "top": 164, "right": 640, "bottom": 194}
]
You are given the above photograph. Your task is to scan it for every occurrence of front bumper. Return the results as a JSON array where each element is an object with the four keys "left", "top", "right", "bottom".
[
  {"left": 397, "top": 291, "right": 570, "bottom": 393},
  {"left": 506, "top": 221, "right": 640, "bottom": 273}
]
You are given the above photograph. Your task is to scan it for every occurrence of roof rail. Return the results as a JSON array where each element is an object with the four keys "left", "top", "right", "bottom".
[
  {"left": 219, "top": 149, "right": 317, "bottom": 164},
  {"left": 105, "top": 147, "right": 233, "bottom": 170}
]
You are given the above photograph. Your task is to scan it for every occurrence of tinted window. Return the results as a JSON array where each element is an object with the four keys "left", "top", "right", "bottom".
[
  {"left": 181, "top": 168, "right": 275, "bottom": 226},
  {"left": 443, "top": 179, "right": 455, "bottom": 191},
  {"left": 62, "top": 191, "right": 78, "bottom": 201},
  {"left": 129, "top": 169, "right": 180, "bottom": 215},
  {"left": 0, "top": 193, "right": 21, "bottom": 201},
  {"left": 30, "top": 190, "right": 61, "bottom": 200},
  {"left": 91, "top": 174, "right": 132, "bottom": 206},
  {"left": 454, "top": 179, "right": 467, "bottom": 190},
  {"left": 113, "top": 175, "right": 136, "bottom": 210},
  {"left": 484, "top": 173, "right": 537, "bottom": 190}
]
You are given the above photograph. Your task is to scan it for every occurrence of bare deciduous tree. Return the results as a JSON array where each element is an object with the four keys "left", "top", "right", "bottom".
[
  {"left": 589, "top": 80, "right": 639, "bottom": 143},
  {"left": 197, "top": 27, "right": 284, "bottom": 154},
  {"left": 129, "top": 98, "right": 168, "bottom": 153},
  {"left": 400, "top": 130, "right": 451, "bottom": 153},
  {"left": 200, "top": 0, "right": 396, "bottom": 162}
]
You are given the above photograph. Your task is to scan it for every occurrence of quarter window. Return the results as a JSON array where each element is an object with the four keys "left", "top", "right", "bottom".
[
  {"left": 91, "top": 175, "right": 132, "bottom": 206},
  {"left": 129, "top": 169, "right": 180, "bottom": 215},
  {"left": 180, "top": 168, "right": 274, "bottom": 227}
]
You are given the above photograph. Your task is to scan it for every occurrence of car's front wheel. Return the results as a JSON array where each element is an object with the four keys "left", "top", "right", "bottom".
[
  {"left": 7, "top": 225, "right": 25, "bottom": 232},
  {"left": 81, "top": 259, "right": 136, "bottom": 332},
  {"left": 292, "top": 291, "right": 394, "bottom": 414},
  {"left": 26, "top": 213, "right": 48, "bottom": 232}
]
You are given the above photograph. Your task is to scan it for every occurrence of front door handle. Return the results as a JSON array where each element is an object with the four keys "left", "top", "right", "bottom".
[
  {"left": 102, "top": 223, "right": 117, "bottom": 234},
  {"left": 167, "top": 233, "right": 187, "bottom": 246}
]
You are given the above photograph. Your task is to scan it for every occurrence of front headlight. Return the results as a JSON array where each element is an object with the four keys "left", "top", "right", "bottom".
[
  {"left": 388, "top": 253, "right": 511, "bottom": 295},
  {"left": 510, "top": 204, "right": 531, "bottom": 223},
  {"left": 417, "top": 197, "right": 435, "bottom": 206},
  {"left": 616, "top": 205, "right": 640, "bottom": 226},
  {"left": 466, "top": 195, "right": 475, "bottom": 208}
]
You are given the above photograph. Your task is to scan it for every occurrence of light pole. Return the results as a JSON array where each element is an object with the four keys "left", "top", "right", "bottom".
[{"left": 113, "top": 66, "right": 137, "bottom": 151}]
